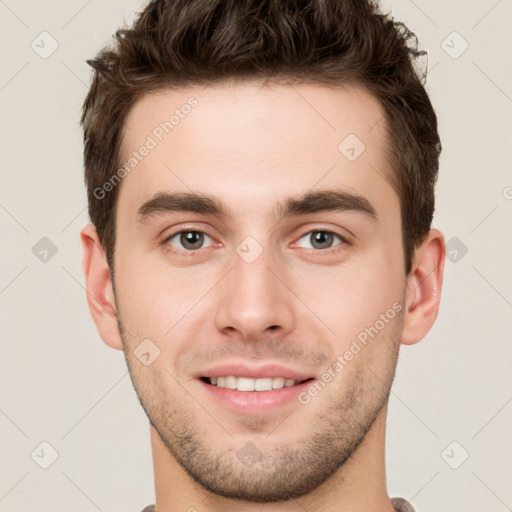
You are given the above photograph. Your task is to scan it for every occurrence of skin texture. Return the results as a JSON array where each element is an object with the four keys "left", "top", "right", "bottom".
[{"left": 81, "top": 81, "right": 445, "bottom": 512}]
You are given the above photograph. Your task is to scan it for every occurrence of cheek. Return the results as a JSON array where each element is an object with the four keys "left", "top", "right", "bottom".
[
  {"left": 114, "top": 258, "right": 213, "bottom": 339},
  {"left": 293, "top": 255, "right": 404, "bottom": 343}
]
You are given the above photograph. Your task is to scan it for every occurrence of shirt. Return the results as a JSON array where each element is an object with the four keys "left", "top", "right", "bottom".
[{"left": 140, "top": 496, "right": 417, "bottom": 511}]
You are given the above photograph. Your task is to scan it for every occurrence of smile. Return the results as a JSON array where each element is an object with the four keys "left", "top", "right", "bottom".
[{"left": 201, "top": 376, "right": 312, "bottom": 391}]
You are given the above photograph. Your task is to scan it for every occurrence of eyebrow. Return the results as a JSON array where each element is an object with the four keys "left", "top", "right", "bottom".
[{"left": 137, "top": 189, "right": 378, "bottom": 223}]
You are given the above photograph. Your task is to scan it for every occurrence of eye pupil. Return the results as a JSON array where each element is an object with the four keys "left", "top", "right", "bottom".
[
  {"left": 181, "top": 231, "right": 203, "bottom": 250},
  {"left": 311, "top": 231, "right": 333, "bottom": 249}
]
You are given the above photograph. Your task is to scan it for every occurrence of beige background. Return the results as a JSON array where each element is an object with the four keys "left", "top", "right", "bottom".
[{"left": 1, "top": 1, "right": 511, "bottom": 511}]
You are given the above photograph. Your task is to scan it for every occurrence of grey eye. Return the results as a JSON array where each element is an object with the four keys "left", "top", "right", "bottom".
[
  {"left": 297, "top": 231, "right": 343, "bottom": 250},
  {"left": 168, "top": 231, "right": 213, "bottom": 250}
]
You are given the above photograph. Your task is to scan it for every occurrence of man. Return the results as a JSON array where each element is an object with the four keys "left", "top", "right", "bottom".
[{"left": 80, "top": 1, "right": 445, "bottom": 511}]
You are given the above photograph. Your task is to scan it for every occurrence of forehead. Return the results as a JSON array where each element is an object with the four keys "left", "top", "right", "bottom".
[{"left": 117, "top": 81, "right": 397, "bottom": 223}]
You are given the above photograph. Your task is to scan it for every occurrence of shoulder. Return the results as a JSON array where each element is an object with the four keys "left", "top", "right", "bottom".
[
  {"left": 391, "top": 496, "right": 418, "bottom": 512},
  {"left": 140, "top": 506, "right": 155, "bottom": 512}
]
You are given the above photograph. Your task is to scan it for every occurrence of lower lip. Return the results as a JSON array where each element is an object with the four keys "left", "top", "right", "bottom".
[{"left": 198, "top": 379, "right": 315, "bottom": 413}]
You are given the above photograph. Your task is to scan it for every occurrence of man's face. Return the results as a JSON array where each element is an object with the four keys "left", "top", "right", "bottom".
[{"left": 113, "top": 81, "right": 406, "bottom": 501}]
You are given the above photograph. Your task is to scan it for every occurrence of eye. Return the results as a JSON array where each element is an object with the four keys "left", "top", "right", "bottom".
[
  {"left": 165, "top": 230, "right": 214, "bottom": 251},
  {"left": 296, "top": 230, "right": 346, "bottom": 250}
]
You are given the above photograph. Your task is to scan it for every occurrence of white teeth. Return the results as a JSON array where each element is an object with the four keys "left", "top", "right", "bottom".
[
  {"left": 254, "top": 378, "right": 273, "bottom": 391},
  {"left": 272, "top": 377, "right": 285, "bottom": 389},
  {"left": 208, "top": 376, "right": 300, "bottom": 391},
  {"left": 225, "top": 376, "right": 237, "bottom": 389},
  {"left": 237, "top": 377, "right": 255, "bottom": 391}
]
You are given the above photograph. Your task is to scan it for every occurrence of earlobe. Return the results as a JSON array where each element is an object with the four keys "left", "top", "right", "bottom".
[
  {"left": 401, "top": 229, "right": 446, "bottom": 346},
  {"left": 80, "top": 224, "right": 124, "bottom": 351}
]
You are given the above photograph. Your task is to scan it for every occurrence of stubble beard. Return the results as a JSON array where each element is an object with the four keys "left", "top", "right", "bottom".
[{"left": 118, "top": 317, "right": 402, "bottom": 503}]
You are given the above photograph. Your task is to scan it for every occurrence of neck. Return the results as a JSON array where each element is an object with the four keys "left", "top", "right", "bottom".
[{"left": 150, "top": 403, "right": 396, "bottom": 512}]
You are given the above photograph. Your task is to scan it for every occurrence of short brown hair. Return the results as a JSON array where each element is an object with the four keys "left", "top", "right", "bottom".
[{"left": 81, "top": 0, "right": 441, "bottom": 275}]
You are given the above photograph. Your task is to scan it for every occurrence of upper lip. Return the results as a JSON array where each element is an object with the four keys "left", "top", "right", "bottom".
[{"left": 196, "top": 362, "right": 315, "bottom": 382}]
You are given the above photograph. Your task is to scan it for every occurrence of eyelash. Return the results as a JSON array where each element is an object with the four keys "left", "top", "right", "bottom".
[{"left": 161, "top": 228, "right": 350, "bottom": 256}]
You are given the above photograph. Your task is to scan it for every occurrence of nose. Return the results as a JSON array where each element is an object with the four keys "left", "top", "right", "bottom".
[{"left": 214, "top": 247, "right": 295, "bottom": 342}]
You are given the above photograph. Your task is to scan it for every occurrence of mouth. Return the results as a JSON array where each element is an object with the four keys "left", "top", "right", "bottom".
[
  {"left": 195, "top": 363, "right": 317, "bottom": 412},
  {"left": 197, "top": 375, "right": 316, "bottom": 413},
  {"left": 199, "top": 376, "right": 314, "bottom": 391}
]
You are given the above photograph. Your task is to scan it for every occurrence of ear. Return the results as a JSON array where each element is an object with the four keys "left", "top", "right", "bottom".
[
  {"left": 401, "top": 229, "right": 445, "bottom": 345},
  {"left": 80, "top": 223, "right": 123, "bottom": 350}
]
